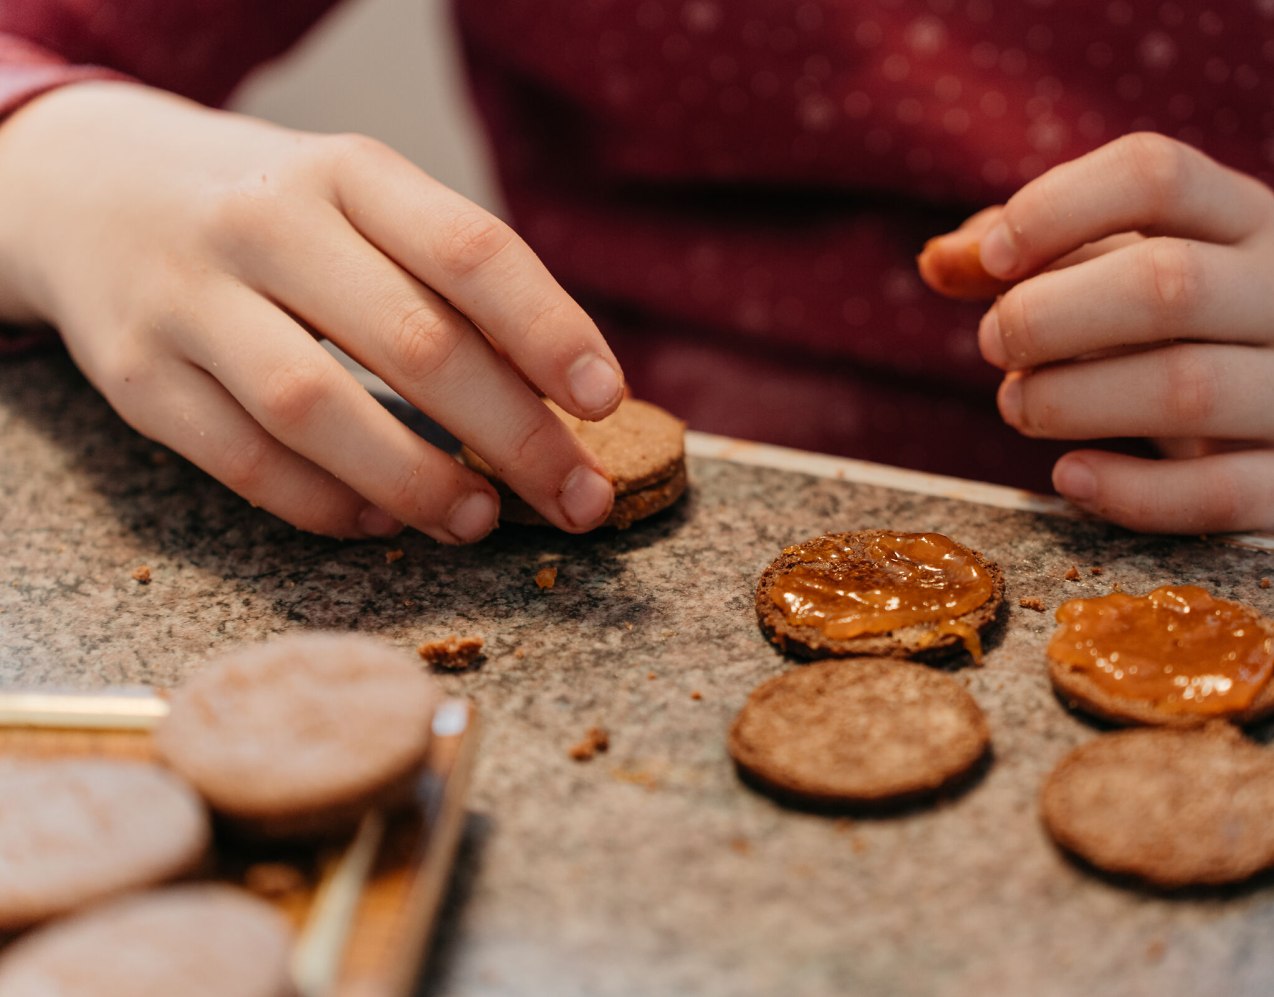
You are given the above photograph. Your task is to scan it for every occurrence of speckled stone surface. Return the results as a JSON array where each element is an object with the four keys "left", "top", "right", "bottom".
[{"left": 5, "top": 352, "right": 1274, "bottom": 997}]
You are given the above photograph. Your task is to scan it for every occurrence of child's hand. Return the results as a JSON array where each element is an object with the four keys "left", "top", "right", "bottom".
[
  {"left": 0, "top": 82, "right": 624, "bottom": 541},
  {"left": 927, "top": 133, "right": 1274, "bottom": 534}
]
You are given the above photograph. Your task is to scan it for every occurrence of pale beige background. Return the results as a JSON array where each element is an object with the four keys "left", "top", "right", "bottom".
[{"left": 230, "top": 0, "right": 500, "bottom": 212}]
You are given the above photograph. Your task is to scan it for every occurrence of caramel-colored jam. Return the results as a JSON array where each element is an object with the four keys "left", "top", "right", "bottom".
[
  {"left": 770, "top": 532, "right": 994, "bottom": 656},
  {"left": 1049, "top": 585, "right": 1274, "bottom": 715}
]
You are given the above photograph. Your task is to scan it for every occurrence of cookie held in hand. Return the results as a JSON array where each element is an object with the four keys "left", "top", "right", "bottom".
[
  {"left": 756, "top": 531, "right": 1003, "bottom": 661},
  {"left": 728, "top": 657, "right": 990, "bottom": 808},
  {"left": 1041, "top": 724, "right": 1274, "bottom": 888},
  {"left": 462, "top": 397, "right": 687, "bottom": 530}
]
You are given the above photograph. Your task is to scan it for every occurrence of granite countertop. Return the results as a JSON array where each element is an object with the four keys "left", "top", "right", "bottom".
[{"left": 4, "top": 351, "right": 1274, "bottom": 997}]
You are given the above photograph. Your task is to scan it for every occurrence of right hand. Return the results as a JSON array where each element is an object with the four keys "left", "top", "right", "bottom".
[{"left": 0, "top": 82, "right": 624, "bottom": 542}]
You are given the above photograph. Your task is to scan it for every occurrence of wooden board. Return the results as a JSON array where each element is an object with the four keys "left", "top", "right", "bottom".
[{"left": 0, "top": 698, "right": 478, "bottom": 997}]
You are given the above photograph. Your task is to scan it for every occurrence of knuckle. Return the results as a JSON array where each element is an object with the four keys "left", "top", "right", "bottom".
[
  {"left": 258, "top": 360, "right": 334, "bottom": 430},
  {"left": 521, "top": 299, "right": 570, "bottom": 351},
  {"left": 1159, "top": 345, "right": 1218, "bottom": 428},
  {"left": 390, "top": 303, "right": 463, "bottom": 382},
  {"left": 323, "top": 132, "right": 390, "bottom": 172},
  {"left": 435, "top": 211, "right": 514, "bottom": 280},
  {"left": 994, "top": 287, "right": 1042, "bottom": 366},
  {"left": 1118, "top": 132, "right": 1189, "bottom": 212},
  {"left": 502, "top": 412, "right": 560, "bottom": 477},
  {"left": 1142, "top": 239, "right": 1201, "bottom": 316},
  {"left": 217, "top": 433, "right": 272, "bottom": 495}
]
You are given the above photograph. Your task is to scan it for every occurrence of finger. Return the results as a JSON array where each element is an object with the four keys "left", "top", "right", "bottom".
[
  {"left": 918, "top": 206, "right": 1012, "bottom": 301},
  {"left": 330, "top": 138, "right": 625, "bottom": 420},
  {"left": 979, "top": 133, "right": 1274, "bottom": 280},
  {"left": 980, "top": 238, "right": 1266, "bottom": 370},
  {"left": 997, "top": 344, "right": 1274, "bottom": 442},
  {"left": 113, "top": 360, "right": 391, "bottom": 538},
  {"left": 253, "top": 208, "right": 615, "bottom": 532},
  {"left": 1052, "top": 448, "right": 1274, "bottom": 534},
  {"left": 176, "top": 285, "right": 504, "bottom": 544}
]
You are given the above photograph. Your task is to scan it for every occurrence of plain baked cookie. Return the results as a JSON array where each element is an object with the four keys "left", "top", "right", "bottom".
[
  {"left": 727, "top": 658, "right": 991, "bottom": 808},
  {"left": 0, "top": 884, "right": 295, "bottom": 997},
  {"left": 755, "top": 530, "right": 1004, "bottom": 660},
  {"left": 0, "top": 758, "right": 209, "bottom": 932},
  {"left": 462, "top": 397, "right": 687, "bottom": 529},
  {"left": 154, "top": 632, "right": 441, "bottom": 839},
  {"left": 1041, "top": 724, "right": 1274, "bottom": 887}
]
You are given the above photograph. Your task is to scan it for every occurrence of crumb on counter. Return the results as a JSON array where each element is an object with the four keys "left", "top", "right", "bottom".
[
  {"left": 131, "top": 565, "right": 152, "bottom": 585},
  {"left": 690, "top": 690, "right": 703, "bottom": 701},
  {"left": 1018, "top": 596, "right": 1046, "bottom": 612},
  {"left": 612, "top": 766, "right": 658, "bottom": 790},
  {"left": 534, "top": 566, "right": 558, "bottom": 590},
  {"left": 416, "top": 634, "right": 485, "bottom": 671},
  {"left": 568, "top": 726, "right": 610, "bottom": 762},
  {"left": 1064, "top": 565, "right": 1081, "bottom": 581},
  {"left": 1089, "top": 566, "right": 1104, "bottom": 576},
  {"left": 513, "top": 647, "right": 527, "bottom": 660},
  {"left": 1261, "top": 577, "right": 1271, "bottom": 590},
  {"left": 385, "top": 548, "right": 405, "bottom": 564},
  {"left": 647, "top": 672, "right": 657, "bottom": 681}
]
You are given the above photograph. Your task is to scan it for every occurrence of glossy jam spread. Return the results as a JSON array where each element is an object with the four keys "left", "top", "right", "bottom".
[
  {"left": 770, "top": 532, "right": 994, "bottom": 652},
  {"left": 1049, "top": 585, "right": 1274, "bottom": 715}
]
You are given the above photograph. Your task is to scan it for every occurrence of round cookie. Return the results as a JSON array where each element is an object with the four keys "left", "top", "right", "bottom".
[
  {"left": 727, "top": 658, "right": 991, "bottom": 807},
  {"left": 756, "top": 530, "right": 1004, "bottom": 660},
  {"left": 154, "top": 632, "right": 441, "bottom": 839},
  {"left": 0, "top": 758, "right": 209, "bottom": 931},
  {"left": 1040, "top": 724, "right": 1274, "bottom": 887},
  {"left": 0, "top": 884, "right": 294, "bottom": 996},
  {"left": 1047, "top": 588, "right": 1274, "bottom": 728},
  {"left": 462, "top": 397, "right": 687, "bottom": 529}
]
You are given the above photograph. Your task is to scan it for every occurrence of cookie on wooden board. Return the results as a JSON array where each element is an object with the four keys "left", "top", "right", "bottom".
[
  {"left": 1047, "top": 586, "right": 1274, "bottom": 728},
  {"left": 462, "top": 396, "right": 687, "bottom": 529},
  {"left": 154, "top": 632, "right": 441, "bottom": 839},
  {"left": 756, "top": 530, "right": 1004, "bottom": 661},
  {"left": 1041, "top": 724, "right": 1274, "bottom": 887},
  {"left": 0, "top": 885, "right": 294, "bottom": 997},
  {"left": 727, "top": 658, "right": 991, "bottom": 808},
  {"left": 0, "top": 758, "right": 209, "bottom": 932}
]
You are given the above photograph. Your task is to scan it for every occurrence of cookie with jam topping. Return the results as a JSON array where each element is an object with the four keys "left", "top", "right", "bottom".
[
  {"left": 728, "top": 658, "right": 990, "bottom": 808},
  {"left": 1047, "top": 585, "right": 1274, "bottom": 727},
  {"left": 1041, "top": 724, "right": 1274, "bottom": 887},
  {"left": 755, "top": 530, "right": 1004, "bottom": 662},
  {"left": 462, "top": 396, "right": 687, "bottom": 530}
]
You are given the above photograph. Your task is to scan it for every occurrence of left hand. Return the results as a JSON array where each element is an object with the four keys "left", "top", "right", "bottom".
[{"left": 922, "top": 132, "right": 1274, "bottom": 534}]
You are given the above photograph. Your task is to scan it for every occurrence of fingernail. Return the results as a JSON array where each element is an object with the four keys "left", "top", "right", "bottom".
[
  {"left": 568, "top": 354, "right": 623, "bottom": 416},
  {"left": 978, "top": 309, "right": 1008, "bottom": 368},
  {"left": 358, "top": 506, "right": 403, "bottom": 538},
  {"left": 559, "top": 465, "right": 613, "bottom": 529},
  {"left": 998, "top": 374, "right": 1024, "bottom": 428},
  {"left": 1054, "top": 456, "right": 1097, "bottom": 503},
  {"left": 980, "top": 223, "right": 1018, "bottom": 278},
  {"left": 446, "top": 490, "right": 499, "bottom": 543}
]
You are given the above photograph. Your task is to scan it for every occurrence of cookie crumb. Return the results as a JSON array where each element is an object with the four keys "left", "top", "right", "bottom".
[
  {"left": 534, "top": 566, "right": 558, "bottom": 590},
  {"left": 244, "top": 862, "right": 307, "bottom": 899},
  {"left": 690, "top": 690, "right": 703, "bottom": 701},
  {"left": 568, "top": 726, "right": 610, "bottom": 762},
  {"left": 728, "top": 836, "right": 751, "bottom": 855},
  {"left": 401, "top": 597, "right": 416, "bottom": 608},
  {"left": 131, "top": 565, "right": 152, "bottom": 585},
  {"left": 513, "top": 647, "right": 527, "bottom": 660},
  {"left": 612, "top": 767, "right": 658, "bottom": 790},
  {"left": 1089, "top": 566, "right": 1104, "bottom": 576},
  {"left": 1018, "top": 596, "right": 1046, "bottom": 612},
  {"left": 647, "top": 672, "right": 657, "bottom": 681},
  {"left": 385, "top": 549, "right": 405, "bottom": 564},
  {"left": 416, "top": 634, "right": 485, "bottom": 671},
  {"left": 1261, "top": 577, "right": 1271, "bottom": 590},
  {"left": 1064, "top": 565, "right": 1080, "bottom": 581}
]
